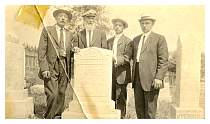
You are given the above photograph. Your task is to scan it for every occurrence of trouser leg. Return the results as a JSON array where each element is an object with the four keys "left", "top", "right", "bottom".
[
  {"left": 133, "top": 63, "right": 160, "bottom": 119},
  {"left": 44, "top": 77, "right": 59, "bottom": 119},
  {"left": 116, "top": 83, "right": 128, "bottom": 119},
  {"left": 144, "top": 89, "right": 159, "bottom": 119},
  {"left": 44, "top": 58, "right": 68, "bottom": 119},
  {"left": 134, "top": 80, "right": 145, "bottom": 119},
  {"left": 55, "top": 58, "right": 68, "bottom": 116}
]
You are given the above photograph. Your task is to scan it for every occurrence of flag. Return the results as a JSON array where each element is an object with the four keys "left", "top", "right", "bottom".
[{"left": 16, "top": 5, "right": 49, "bottom": 29}]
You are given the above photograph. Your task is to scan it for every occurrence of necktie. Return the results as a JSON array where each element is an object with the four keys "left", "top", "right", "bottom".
[
  {"left": 88, "top": 30, "right": 91, "bottom": 47},
  {"left": 60, "top": 28, "right": 66, "bottom": 57},
  {"left": 60, "top": 28, "right": 65, "bottom": 49},
  {"left": 141, "top": 35, "right": 146, "bottom": 51}
]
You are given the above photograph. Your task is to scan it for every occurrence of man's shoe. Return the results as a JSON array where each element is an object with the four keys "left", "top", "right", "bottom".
[{"left": 54, "top": 116, "right": 62, "bottom": 119}]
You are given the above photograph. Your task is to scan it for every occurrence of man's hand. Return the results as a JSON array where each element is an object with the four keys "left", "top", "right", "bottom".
[
  {"left": 72, "top": 47, "right": 80, "bottom": 53},
  {"left": 152, "top": 79, "right": 163, "bottom": 89},
  {"left": 42, "top": 71, "right": 51, "bottom": 79}
]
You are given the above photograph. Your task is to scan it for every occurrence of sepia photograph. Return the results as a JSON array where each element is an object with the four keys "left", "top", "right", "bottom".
[{"left": 4, "top": 3, "right": 205, "bottom": 119}]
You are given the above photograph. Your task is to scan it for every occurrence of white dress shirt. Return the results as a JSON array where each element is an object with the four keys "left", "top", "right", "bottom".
[
  {"left": 136, "top": 31, "right": 152, "bottom": 62},
  {"left": 86, "top": 29, "right": 94, "bottom": 47},
  {"left": 55, "top": 25, "right": 66, "bottom": 49},
  {"left": 112, "top": 33, "right": 123, "bottom": 64}
]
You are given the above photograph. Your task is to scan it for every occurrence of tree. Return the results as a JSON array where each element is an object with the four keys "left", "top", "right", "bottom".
[{"left": 66, "top": 5, "right": 111, "bottom": 33}]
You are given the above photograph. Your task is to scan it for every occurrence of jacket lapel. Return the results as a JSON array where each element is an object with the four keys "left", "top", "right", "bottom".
[
  {"left": 48, "top": 25, "right": 59, "bottom": 47},
  {"left": 80, "top": 29, "right": 87, "bottom": 47},
  {"left": 140, "top": 32, "right": 154, "bottom": 54},
  {"left": 117, "top": 35, "right": 124, "bottom": 47},
  {"left": 65, "top": 30, "right": 71, "bottom": 49},
  {"left": 108, "top": 37, "right": 114, "bottom": 50}
]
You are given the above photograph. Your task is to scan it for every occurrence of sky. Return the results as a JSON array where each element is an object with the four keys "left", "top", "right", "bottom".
[{"left": 5, "top": 5, "right": 204, "bottom": 52}]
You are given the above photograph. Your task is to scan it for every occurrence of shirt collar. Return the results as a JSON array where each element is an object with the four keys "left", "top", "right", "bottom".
[
  {"left": 85, "top": 25, "right": 95, "bottom": 31},
  {"left": 115, "top": 33, "right": 123, "bottom": 38},
  {"left": 143, "top": 30, "right": 152, "bottom": 37},
  {"left": 56, "top": 24, "right": 66, "bottom": 31}
]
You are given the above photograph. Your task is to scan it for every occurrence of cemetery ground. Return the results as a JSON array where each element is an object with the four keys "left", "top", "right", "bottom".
[{"left": 29, "top": 80, "right": 174, "bottom": 119}]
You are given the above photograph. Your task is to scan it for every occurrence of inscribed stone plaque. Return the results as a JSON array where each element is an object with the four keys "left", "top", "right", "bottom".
[{"left": 63, "top": 47, "right": 120, "bottom": 119}]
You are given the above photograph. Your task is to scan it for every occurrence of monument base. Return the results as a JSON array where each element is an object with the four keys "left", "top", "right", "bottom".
[
  {"left": 158, "top": 82, "right": 172, "bottom": 104},
  {"left": 6, "top": 90, "right": 34, "bottom": 119},
  {"left": 170, "top": 104, "right": 204, "bottom": 119},
  {"left": 63, "top": 100, "right": 120, "bottom": 119}
]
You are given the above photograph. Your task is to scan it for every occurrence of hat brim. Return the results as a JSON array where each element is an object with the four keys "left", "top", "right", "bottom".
[
  {"left": 82, "top": 14, "right": 96, "bottom": 18},
  {"left": 112, "top": 18, "right": 128, "bottom": 28},
  {"left": 53, "top": 9, "right": 72, "bottom": 20},
  {"left": 139, "top": 18, "right": 156, "bottom": 22}
]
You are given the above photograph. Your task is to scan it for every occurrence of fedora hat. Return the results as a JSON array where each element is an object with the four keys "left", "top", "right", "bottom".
[
  {"left": 53, "top": 8, "right": 72, "bottom": 20},
  {"left": 112, "top": 18, "right": 128, "bottom": 28}
]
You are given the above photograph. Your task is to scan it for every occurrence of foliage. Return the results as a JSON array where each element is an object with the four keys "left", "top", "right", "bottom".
[{"left": 65, "top": 5, "right": 111, "bottom": 33}]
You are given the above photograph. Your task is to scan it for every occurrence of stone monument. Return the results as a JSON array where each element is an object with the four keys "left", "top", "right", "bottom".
[
  {"left": 63, "top": 47, "right": 120, "bottom": 119},
  {"left": 5, "top": 34, "right": 34, "bottom": 118},
  {"left": 170, "top": 36, "right": 204, "bottom": 119}
]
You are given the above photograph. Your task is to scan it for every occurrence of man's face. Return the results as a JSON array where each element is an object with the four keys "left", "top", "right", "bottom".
[
  {"left": 140, "top": 20, "right": 154, "bottom": 33},
  {"left": 55, "top": 13, "right": 69, "bottom": 27},
  {"left": 84, "top": 16, "right": 95, "bottom": 28},
  {"left": 113, "top": 21, "right": 124, "bottom": 34}
]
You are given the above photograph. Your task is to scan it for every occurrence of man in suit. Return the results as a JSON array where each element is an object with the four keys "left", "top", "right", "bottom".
[
  {"left": 125, "top": 14, "right": 169, "bottom": 119},
  {"left": 77, "top": 9, "right": 107, "bottom": 49},
  {"left": 107, "top": 18, "right": 131, "bottom": 119},
  {"left": 38, "top": 8, "right": 78, "bottom": 119}
]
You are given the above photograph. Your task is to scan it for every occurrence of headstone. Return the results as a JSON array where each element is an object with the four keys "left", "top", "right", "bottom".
[
  {"left": 159, "top": 72, "right": 172, "bottom": 102},
  {"left": 5, "top": 34, "right": 34, "bottom": 118},
  {"left": 157, "top": 75, "right": 172, "bottom": 118},
  {"left": 63, "top": 47, "right": 120, "bottom": 119},
  {"left": 170, "top": 36, "right": 204, "bottom": 119}
]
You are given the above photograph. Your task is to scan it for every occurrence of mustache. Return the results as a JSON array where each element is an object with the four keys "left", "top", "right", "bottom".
[{"left": 59, "top": 20, "right": 66, "bottom": 23}]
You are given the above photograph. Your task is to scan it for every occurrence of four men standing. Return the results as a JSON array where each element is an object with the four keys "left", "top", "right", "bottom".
[{"left": 38, "top": 8, "right": 169, "bottom": 119}]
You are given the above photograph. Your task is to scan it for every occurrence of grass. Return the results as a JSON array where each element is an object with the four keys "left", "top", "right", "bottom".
[{"left": 29, "top": 83, "right": 174, "bottom": 119}]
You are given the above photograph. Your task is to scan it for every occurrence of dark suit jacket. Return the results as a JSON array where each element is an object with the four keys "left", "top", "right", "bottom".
[
  {"left": 77, "top": 29, "right": 107, "bottom": 49},
  {"left": 107, "top": 35, "right": 132, "bottom": 101},
  {"left": 38, "top": 25, "right": 77, "bottom": 80},
  {"left": 125, "top": 32, "right": 169, "bottom": 91}
]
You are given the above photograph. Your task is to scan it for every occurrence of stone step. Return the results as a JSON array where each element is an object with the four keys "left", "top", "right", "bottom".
[
  {"left": 63, "top": 111, "right": 87, "bottom": 119},
  {"left": 75, "top": 87, "right": 110, "bottom": 97},
  {"left": 63, "top": 110, "right": 120, "bottom": 119},
  {"left": 67, "top": 100, "right": 116, "bottom": 114},
  {"left": 77, "top": 96, "right": 111, "bottom": 102}
]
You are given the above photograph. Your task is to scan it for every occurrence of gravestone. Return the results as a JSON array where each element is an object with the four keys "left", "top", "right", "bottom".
[
  {"left": 63, "top": 47, "right": 120, "bottom": 119},
  {"left": 170, "top": 36, "right": 204, "bottom": 119},
  {"left": 157, "top": 75, "right": 172, "bottom": 118},
  {"left": 5, "top": 34, "right": 34, "bottom": 118}
]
